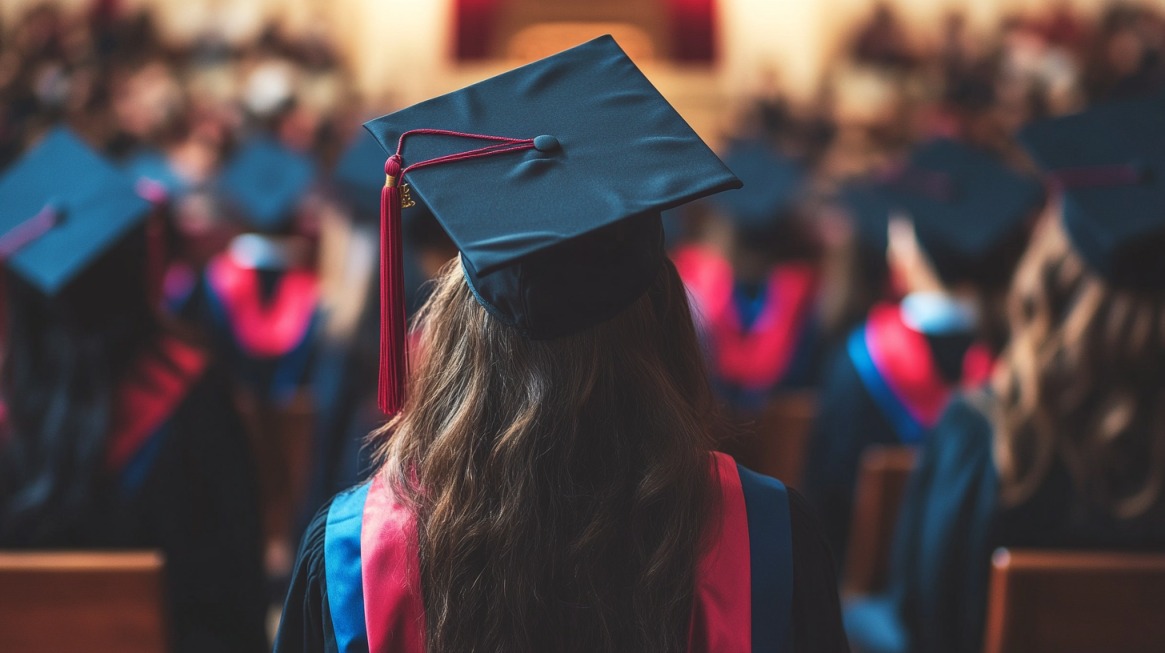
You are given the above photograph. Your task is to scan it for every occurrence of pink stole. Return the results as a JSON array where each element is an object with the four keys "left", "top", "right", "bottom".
[
  {"left": 357, "top": 451, "right": 756, "bottom": 652},
  {"left": 674, "top": 246, "right": 817, "bottom": 390},
  {"left": 205, "top": 253, "right": 319, "bottom": 358}
]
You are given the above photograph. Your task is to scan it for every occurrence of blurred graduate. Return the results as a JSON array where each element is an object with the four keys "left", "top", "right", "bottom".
[
  {"left": 0, "top": 129, "right": 266, "bottom": 652},
  {"left": 845, "top": 92, "right": 1165, "bottom": 653},
  {"left": 803, "top": 139, "right": 1044, "bottom": 561},
  {"left": 276, "top": 37, "right": 848, "bottom": 653},
  {"left": 674, "top": 140, "right": 823, "bottom": 413},
  {"left": 181, "top": 136, "right": 321, "bottom": 581}
]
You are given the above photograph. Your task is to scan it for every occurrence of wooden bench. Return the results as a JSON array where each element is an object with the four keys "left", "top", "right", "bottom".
[
  {"left": 983, "top": 548, "right": 1165, "bottom": 653},
  {"left": 721, "top": 391, "right": 816, "bottom": 488},
  {"left": 0, "top": 551, "right": 167, "bottom": 653},
  {"left": 843, "top": 445, "right": 916, "bottom": 595}
]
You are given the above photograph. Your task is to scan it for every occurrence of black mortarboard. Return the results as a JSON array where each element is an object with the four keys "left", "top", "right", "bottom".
[
  {"left": 1018, "top": 95, "right": 1165, "bottom": 289},
  {"left": 363, "top": 35, "right": 740, "bottom": 413},
  {"left": 218, "top": 137, "right": 316, "bottom": 231},
  {"left": 0, "top": 128, "right": 151, "bottom": 295},
  {"left": 882, "top": 139, "right": 1044, "bottom": 287},
  {"left": 710, "top": 140, "right": 804, "bottom": 236}
]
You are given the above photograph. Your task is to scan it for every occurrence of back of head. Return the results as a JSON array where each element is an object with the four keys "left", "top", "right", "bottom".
[
  {"left": 375, "top": 257, "right": 718, "bottom": 653},
  {"left": 992, "top": 214, "right": 1165, "bottom": 519}
]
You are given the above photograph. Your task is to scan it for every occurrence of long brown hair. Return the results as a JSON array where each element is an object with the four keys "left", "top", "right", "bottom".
[
  {"left": 992, "top": 212, "right": 1165, "bottom": 519},
  {"left": 374, "top": 257, "right": 719, "bottom": 653}
]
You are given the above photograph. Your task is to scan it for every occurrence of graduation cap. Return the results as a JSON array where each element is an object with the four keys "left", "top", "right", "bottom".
[
  {"left": 710, "top": 140, "right": 804, "bottom": 236},
  {"left": 363, "top": 35, "right": 741, "bottom": 413},
  {"left": 0, "top": 128, "right": 152, "bottom": 296},
  {"left": 123, "top": 150, "right": 188, "bottom": 199},
  {"left": 333, "top": 130, "right": 390, "bottom": 217},
  {"left": 881, "top": 139, "right": 1044, "bottom": 287},
  {"left": 218, "top": 137, "right": 316, "bottom": 231},
  {"left": 1018, "top": 95, "right": 1165, "bottom": 290}
]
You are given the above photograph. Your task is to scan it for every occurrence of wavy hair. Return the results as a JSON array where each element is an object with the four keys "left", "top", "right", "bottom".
[
  {"left": 992, "top": 213, "right": 1165, "bottom": 518},
  {"left": 373, "top": 257, "right": 719, "bottom": 653}
]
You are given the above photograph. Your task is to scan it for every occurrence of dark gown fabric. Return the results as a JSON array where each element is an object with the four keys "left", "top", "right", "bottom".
[
  {"left": 275, "top": 486, "right": 850, "bottom": 653},
  {"left": 1, "top": 364, "right": 268, "bottom": 653},
  {"left": 844, "top": 394, "right": 1165, "bottom": 653},
  {"left": 802, "top": 328, "right": 974, "bottom": 564}
]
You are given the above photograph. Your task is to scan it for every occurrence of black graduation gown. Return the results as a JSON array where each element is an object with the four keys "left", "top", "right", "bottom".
[
  {"left": 274, "top": 486, "right": 850, "bottom": 653},
  {"left": 3, "top": 365, "right": 269, "bottom": 653},
  {"left": 844, "top": 394, "right": 1165, "bottom": 653},
  {"left": 801, "top": 329, "right": 973, "bottom": 564}
]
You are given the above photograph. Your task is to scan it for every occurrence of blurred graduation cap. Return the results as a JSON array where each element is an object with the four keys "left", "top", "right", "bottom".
[
  {"left": 0, "top": 128, "right": 151, "bottom": 296},
  {"left": 333, "top": 130, "right": 391, "bottom": 218},
  {"left": 363, "top": 34, "right": 740, "bottom": 413},
  {"left": 1018, "top": 95, "right": 1165, "bottom": 289},
  {"left": 218, "top": 137, "right": 316, "bottom": 232},
  {"left": 882, "top": 138, "right": 1044, "bottom": 287},
  {"left": 710, "top": 140, "right": 805, "bottom": 237},
  {"left": 123, "top": 150, "right": 188, "bottom": 199}
]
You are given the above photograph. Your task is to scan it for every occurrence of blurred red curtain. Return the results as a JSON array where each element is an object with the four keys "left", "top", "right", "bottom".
[
  {"left": 668, "top": 0, "right": 717, "bottom": 63},
  {"left": 455, "top": 0, "right": 501, "bottom": 61},
  {"left": 454, "top": 0, "right": 717, "bottom": 63}
]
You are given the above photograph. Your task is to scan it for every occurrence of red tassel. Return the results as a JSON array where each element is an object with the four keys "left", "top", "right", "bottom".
[{"left": 379, "top": 155, "right": 408, "bottom": 415}]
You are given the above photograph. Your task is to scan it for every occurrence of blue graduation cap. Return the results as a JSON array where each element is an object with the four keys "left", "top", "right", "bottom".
[
  {"left": 710, "top": 140, "right": 805, "bottom": 236},
  {"left": 122, "top": 150, "right": 188, "bottom": 198},
  {"left": 883, "top": 139, "right": 1044, "bottom": 287},
  {"left": 0, "top": 128, "right": 152, "bottom": 295},
  {"left": 333, "top": 130, "right": 389, "bottom": 217},
  {"left": 363, "top": 35, "right": 741, "bottom": 413},
  {"left": 218, "top": 137, "right": 316, "bottom": 231},
  {"left": 1018, "top": 95, "right": 1165, "bottom": 289}
]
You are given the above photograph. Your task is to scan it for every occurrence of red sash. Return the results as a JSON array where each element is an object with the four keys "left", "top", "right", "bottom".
[
  {"left": 206, "top": 253, "right": 319, "bottom": 358},
  {"left": 105, "top": 337, "right": 208, "bottom": 472},
  {"left": 357, "top": 451, "right": 755, "bottom": 653},
  {"left": 863, "top": 303, "right": 996, "bottom": 429},
  {"left": 675, "top": 246, "right": 817, "bottom": 390}
]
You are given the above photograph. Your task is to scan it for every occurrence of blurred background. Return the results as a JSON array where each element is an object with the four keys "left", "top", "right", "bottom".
[{"left": 3, "top": 0, "right": 1165, "bottom": 649}]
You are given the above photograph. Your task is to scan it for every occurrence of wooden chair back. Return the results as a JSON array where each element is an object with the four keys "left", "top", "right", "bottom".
[
  {"left": 843, "top": 445, "right": 917, "bottom": 595},
  {"left": 0, "top": 551, "right": 167, "bottom": 653},
  {"left": 983, "top": 548, "right": 1165, "bottom": 653},
  {"left": 721, "top": 391, "right": 816, "bottom": 488}
]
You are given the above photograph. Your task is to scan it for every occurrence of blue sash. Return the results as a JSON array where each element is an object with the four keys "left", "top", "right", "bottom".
[
  {"left": 324, "top": 483, "right": 372, "bottom": 653},
  {"left": 737, "top": 464, "right": 795, "bottom": 652},
  {"left": 847, "top": 326, "right": 927, "bottom": 444}
]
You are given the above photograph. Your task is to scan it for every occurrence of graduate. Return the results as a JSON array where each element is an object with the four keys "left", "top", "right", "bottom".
[
  {"left": 845, "top": 94, "right": 1165, "bottom": 653},
  {"left": 0, "top": 129, "right": 267, "bottom": 653},
  {"left": 803, "top": 139, "right": 1044, "bottom": 562},
  {"left": 189, "top": 137, "right": 321, "bottom": 406},
  {"left": 674, "top": 140, "right": 822, "bottom": 413},
  {"left": 276, "top": 36, "right": 848, "bottom": 653}
]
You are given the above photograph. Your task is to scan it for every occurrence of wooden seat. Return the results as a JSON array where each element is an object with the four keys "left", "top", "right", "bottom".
[
  {"left": 843, "top": 445, "right": 917, "bottom": 595},
  {"left": 0, "top": 551, "right": 167, "bottom": 653},
  {"left": 983, "top": 548, "right": 1165, "bottom": 653},
  {"left": 721, "top": 391, "right": 816, "bottom": 488}
]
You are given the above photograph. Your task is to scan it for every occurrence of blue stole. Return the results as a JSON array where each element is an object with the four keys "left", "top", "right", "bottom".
[
  {"left": 847, "top": 326, "right": 928, "bottom": 444},
  {"left": 325, "top": 483, "right": 372, "bottom": 653}
]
